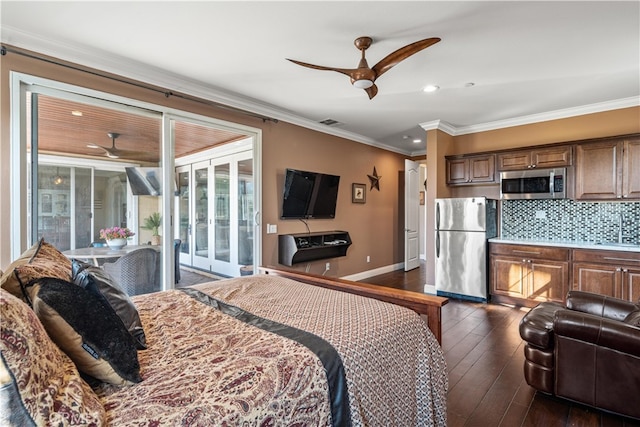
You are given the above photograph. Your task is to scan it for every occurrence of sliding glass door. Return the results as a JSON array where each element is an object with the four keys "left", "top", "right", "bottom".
[{"left": 12, "top": 73, "right": 262, "bottom": 288}]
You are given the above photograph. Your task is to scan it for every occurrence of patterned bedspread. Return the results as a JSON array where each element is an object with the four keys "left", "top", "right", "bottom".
[{"left": 96, "top": 275, "right": 448, "bottom": 426}]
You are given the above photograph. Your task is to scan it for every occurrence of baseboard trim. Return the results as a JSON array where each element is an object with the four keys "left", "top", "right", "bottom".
[{"left": 341, "top": 263, "right": 404, "bottom": 282}]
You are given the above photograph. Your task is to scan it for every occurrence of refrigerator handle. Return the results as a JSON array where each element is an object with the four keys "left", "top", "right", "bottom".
[
  {"left": 435, "top": 230, "right": 440, "bottom": 258},
  {"left": 435, "top": 202, "right": 440, "bottom": 230}
]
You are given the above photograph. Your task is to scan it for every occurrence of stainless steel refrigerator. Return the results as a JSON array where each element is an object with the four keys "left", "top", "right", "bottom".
[{"left": 435, "top": 197, "right": 497, "bottom": 301}]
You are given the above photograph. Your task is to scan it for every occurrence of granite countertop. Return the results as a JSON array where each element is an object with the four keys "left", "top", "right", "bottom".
[{"left": 489, "top": 238, "right": 640, "bottom": 253}]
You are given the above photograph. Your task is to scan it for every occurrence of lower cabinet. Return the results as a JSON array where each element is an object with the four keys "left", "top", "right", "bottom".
[
  {"left": 490, "top": 243, "right": 569, "bottom": 306},
  {"left": 572, "top": 249, "right": 640, "bottom": 302}
]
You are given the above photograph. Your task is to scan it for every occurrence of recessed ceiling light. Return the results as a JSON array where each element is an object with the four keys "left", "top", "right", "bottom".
[
  {"left": 464, "top": 82, "right": 475, "bottom": 88},
  {"left": 413, "top": 138, "right": 422, "bottom": 143},
  {"left": 71, "top": 110, "right": 83, "bottom": 116},
  {"left": 423, "top": 85, "right": 439, "bottom": 93}
]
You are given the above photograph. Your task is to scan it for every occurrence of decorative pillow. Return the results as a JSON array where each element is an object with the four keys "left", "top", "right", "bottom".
[
  {"left": 26, "top": 277, "right": 142, "bottom": 386},
  {"left": 1, "top": 238, "right": 72, "bottom": 302},
  {"left": 0, "top": 288, "right": 106, "bottom": 425},
  {"left": 72, "top": 259, "right": 147, "bottom": 349},
  {"left": 624, "top": 310, "right": 640, "bottom": 327},
  {"left": 0, "top": 239, "right": 41, "bottom": 299}
]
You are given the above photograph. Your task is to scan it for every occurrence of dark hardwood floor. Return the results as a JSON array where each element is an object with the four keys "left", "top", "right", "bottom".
[{"left": 363, "top": 264, "right": 640, "bottom": 427}]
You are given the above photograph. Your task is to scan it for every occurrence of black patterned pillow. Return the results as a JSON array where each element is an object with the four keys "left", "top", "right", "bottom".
[
  {"left": 72, "top": 259, "right": 147, "bottom": 349},
  {"left": 26, "top": 277, "right": 142, "bottom": 385}
]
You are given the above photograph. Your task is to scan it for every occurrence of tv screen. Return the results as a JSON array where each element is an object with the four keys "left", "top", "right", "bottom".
[
  {"left": 281, "top": 168, "right": 340, "bottom": 219},
  {"left": 125, "top": 167, "right": 162, "bottom": 196}
]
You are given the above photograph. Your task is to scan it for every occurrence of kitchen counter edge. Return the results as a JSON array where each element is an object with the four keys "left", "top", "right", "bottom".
[{"left": 489, "top": 238, "right": 640, "bottom": 253}]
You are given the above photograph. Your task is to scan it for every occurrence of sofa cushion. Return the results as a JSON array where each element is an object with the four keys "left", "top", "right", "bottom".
[
  {"left": 26, "top": 277, "right": 142, "bottom": 385},
  {"left": 0, "top": 288, "right": 106, "bottom": 425},
  {"left": 72, "top": 259, "right": 147, "bottom": 349}
]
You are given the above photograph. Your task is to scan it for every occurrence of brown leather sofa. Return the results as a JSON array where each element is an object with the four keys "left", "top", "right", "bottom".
[{"left": 519, "top": 291, "right": 640, "bottom": 420}]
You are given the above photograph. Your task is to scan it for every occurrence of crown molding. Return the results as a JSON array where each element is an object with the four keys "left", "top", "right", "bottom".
[
  {"left": 420, "top": 120, "right": 458, "bottom": 135},
  {"left": 421, "top": 97, "right": 640, "bottom": 136}
]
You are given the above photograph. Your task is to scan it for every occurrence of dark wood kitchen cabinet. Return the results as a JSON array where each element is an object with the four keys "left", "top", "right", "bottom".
[
  {"left": 446, "top": 154, "right": 495, "bottom": 185},
  {"left": 497, "top": 145, "right": 573, "bottom": 171},
  {"left": 572, "top": 249, "right": 640, "bottom": 302},
  {"left": 490, "top": 243, "right": 569, "bottom": 307},
  {"left": 575, "top": 136, "right": 640, "bottom": 200}
]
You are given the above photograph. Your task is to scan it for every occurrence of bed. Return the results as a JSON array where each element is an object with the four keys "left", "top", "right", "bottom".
[{"left": 1, "top": 239, "right": 449, "bottom": 426}]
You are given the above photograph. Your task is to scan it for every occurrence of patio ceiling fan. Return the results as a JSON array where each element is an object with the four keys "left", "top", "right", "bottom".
[
  {"left": 287, "top": 36, "right": 440, "bottom": 99},
  {"left": 87, "top": 132, "right": 135, "bottom": 159}
]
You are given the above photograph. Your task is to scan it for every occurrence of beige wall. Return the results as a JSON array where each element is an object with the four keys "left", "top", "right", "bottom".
[
  {"left": 0, "top": 48, "right": 406, "bottom": 276},
  {"left": 260, "top": 121, "right": 406, "bottom": 276},
  {"left": 448, "top": 107, "right": 640, "bottom": 155}
]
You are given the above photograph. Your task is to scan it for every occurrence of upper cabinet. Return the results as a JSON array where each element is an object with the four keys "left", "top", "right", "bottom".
[
  {"left": 497, "top": 146, "right": 573, "bottom": 171},
  {"left": 575, "top": 136, "right": 640, "bottom": 200},
  {"left": 446, "top": 154, "right": 495, "bottom": 185}
]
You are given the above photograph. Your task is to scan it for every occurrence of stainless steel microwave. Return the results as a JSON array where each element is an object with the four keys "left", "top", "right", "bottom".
[{"left": 500, "top": 168, "right": 567, "bottom": 200}]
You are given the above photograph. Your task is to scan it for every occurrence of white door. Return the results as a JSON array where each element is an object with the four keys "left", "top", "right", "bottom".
[
  {"left": 176, "top": 165, "right": 191, "bottom": 266},
  {"left": 404, "top": 159, "right": 420, "bottom": 271},
  {"left": 192, "top": 160, "right": 211, "bottom": 270},
  {"left": 210, "top": 150, "right": 253, "bottom": 277}
]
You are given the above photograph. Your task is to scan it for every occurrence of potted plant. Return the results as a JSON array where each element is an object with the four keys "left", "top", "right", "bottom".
[
  {"left": 141, "top": 212, "right": 162, "bottom": 245},
  {"left": 100, "top": 226, "right": 135, "bottom": 249}
]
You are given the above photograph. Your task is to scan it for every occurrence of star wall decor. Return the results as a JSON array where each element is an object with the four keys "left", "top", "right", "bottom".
[{"left": 367, "top": 166, "right": 381, "bottom": 191}]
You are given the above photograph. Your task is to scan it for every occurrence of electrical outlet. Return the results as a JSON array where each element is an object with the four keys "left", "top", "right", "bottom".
[
  {"left": 267, "top": 224, "right": 278, "bottom": 234},
  {"left": 325, "top": 262, "right": 330, "bottom": 270},
  {"left": 366, "top": 256, "right": 370, "bottom": 263}
]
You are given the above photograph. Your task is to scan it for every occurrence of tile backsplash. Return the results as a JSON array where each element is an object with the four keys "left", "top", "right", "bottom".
[{"left": 501, "top": 200, "right": 640, "bottom": 245}]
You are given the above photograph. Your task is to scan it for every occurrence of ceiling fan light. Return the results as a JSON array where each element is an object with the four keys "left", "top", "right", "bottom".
[{"left": 353, "top": 79, "right": 374, "bottom": 89}]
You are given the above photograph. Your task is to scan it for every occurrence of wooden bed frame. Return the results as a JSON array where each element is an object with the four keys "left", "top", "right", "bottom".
[{"left": 260, "top": 267, "right": 449, "bottom": 344}]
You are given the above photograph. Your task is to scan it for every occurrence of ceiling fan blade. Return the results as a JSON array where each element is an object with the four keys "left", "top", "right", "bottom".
[
  {"left": 286, "top": 58, "right": 356, "bottom": 79},
  {"left": 365, "top": 84, "right": 379, "bottom": 100},
  {"left": 372, "top": 37, "right": 441, "bottom": 80},
  {"left": 86, "top": 142, "right": 119, "bottom": 158}
]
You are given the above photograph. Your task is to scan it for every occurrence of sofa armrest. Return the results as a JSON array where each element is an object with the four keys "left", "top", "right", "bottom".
[
  {"left": 565, "top": 290, "right": 639, "bottom": 321},
  {"left": 554, "top": 310, "right": 640, "bottom": 356}
]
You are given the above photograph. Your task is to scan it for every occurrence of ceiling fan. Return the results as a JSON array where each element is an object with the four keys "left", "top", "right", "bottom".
[
  {"left": 287, "top": 36, "right": 441, "bottom": 99},
  {"left": 87, "top": 132, "right": 131, "bottom": 159}
]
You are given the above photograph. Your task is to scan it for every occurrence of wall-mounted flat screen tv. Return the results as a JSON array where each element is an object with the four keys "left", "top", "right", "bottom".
[{"left": 281, "top": 168, "right": 340, "bottom": 219}]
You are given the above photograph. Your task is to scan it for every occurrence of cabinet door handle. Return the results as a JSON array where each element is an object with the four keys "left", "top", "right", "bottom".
[
  {"left": 513, "top": 250, "right": 541, "bottom": 255},
  {"left": 604, "top": 256, "right": 639, "bottom": 263}
]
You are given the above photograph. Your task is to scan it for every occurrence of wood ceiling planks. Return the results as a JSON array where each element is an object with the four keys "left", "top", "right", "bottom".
[{"left": 32, "top": 94, "right": 247, "bottom": 164}]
